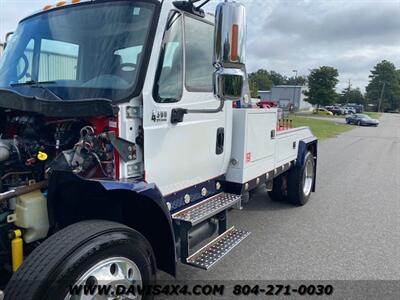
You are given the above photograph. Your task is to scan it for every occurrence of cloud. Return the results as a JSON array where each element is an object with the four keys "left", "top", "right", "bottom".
[
  {"left": 1, "top": 0, "right": 400, "bottom": 91},
  {"left": 0, "top": 0, "right": 49, "bottom": 38},
  {"left": 245, "top": 0, "right": 400, "bottom": 91}
]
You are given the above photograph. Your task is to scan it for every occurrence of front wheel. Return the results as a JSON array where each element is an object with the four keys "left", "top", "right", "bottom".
[
  {"left": 287, "top": 152, "right": 315, "bottom": 206},
  {"left": 5, "top": 220, "right": 156, "bottom": 300}
]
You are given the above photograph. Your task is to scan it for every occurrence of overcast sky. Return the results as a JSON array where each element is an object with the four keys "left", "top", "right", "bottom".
[{"left": 1, "top": 0, "right": 400, "bottom": 91}]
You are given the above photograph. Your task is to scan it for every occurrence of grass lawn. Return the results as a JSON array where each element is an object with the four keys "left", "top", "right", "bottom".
[
  {"left": 295, "top": 112, "right": 346, "bottom": 118},
  {"left": 364, "top": 112, "right": 382, "bottom": 119},
  {"left": 290, "top": 116, "right": 354, "bottom": 140}
]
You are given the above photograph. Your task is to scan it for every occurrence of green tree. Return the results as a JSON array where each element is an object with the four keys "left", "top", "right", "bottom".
[
  {"left": 248, "top": 69, "right": 308, "bottom": 98},
  {"left": 366, "top": 60, "right": 400, "bottom": 112},
  {"left": 248, "top": 69, "right": 272, "bottom": 97},
  {"left": 304, "top": 66, "right": 339, "bottom": 108},
  {"left": 339, "top": 87, "right": 365, "bottom": 105},
  {"left": 286, "top": 75, "right": 307, "bottom": 86},
  {"left": 268, "top": 71, "right": 286, "bottom": 86}
]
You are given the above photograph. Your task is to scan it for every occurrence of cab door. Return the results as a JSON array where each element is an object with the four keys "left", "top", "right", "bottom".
[{"left": 143, "top": 12, "right": 232, "bottom": 196}]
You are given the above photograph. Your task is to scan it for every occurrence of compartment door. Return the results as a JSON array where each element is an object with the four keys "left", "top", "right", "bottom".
[{"left": 246, "top": 112, "right": 276, "bottom": 162}]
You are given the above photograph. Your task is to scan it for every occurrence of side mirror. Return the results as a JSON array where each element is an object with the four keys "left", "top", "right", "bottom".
[
  {"left": 3, "top": 32, "right": 14, "bottom": 49},
  {"left": 213, "top": 1, "right": 246, "bottom": 101},
  {"left": 214, "top": 68, "right": 244, "bottom": 100},
  {"left": 170, "top": 1, "right": 247, "bottom": 124}
]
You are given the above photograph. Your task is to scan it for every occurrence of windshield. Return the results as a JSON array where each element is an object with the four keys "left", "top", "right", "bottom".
[
  {"left": 357, "top": 114, "right": 370, "bottom": 119},
  {"left": 0, "top": 1, "right": 158, "bottom": 101}
]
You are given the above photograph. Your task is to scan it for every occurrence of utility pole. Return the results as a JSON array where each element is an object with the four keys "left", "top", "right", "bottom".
[
  {"left": 378, "top": 82, "right": 386, "bottom": 113},
  {"left": 346, "top": 79, "right": 352, "bottom": 105},
  {"left": 292, "top": 70, "right": 298, "bottom": 112}
]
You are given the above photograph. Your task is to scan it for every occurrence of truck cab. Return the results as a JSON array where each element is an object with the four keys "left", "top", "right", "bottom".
[{"left": 0, "top": 1, "right": 317, "bottom": 299}]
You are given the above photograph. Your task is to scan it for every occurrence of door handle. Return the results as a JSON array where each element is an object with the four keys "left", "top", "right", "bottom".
[{"left": 216, "top": 128, "right": 224, "bottom": 155}]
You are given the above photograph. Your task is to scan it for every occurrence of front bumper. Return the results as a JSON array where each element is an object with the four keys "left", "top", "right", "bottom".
[{"left": 363, "top": 121, "right": 379, "bottom": 126}]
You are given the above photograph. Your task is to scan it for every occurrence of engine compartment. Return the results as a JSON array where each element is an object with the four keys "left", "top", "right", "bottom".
[
  {"left": 0, "top": 102, "right": 142, "bottom": 281},
  {"left": 0, "top": 109, "right": 117, "bottom": 193},
  {"left": 0, "top": 108, "right": 122, "bottom": 227}
]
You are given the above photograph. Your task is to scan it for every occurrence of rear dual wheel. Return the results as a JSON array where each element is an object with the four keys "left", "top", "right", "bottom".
[
  {"left": 268, "top": 175, "right": 288, "bottom": 202},
  {"left": 268, "top": 151, "right": 315, "bottom": 206},
  {"left": 5, "top": 220, "right": 156, "bottom": 300},
  {"left": 287, "top": 152, "right": 315, "bottom": 205}
]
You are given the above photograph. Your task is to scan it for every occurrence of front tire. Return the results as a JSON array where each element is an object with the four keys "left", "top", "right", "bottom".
[
  {"left": 5, "top": 220, "right": 156, "bottom": 300},
  {"left": 287, "top": 152, "right": 315, "bottom": 206}
]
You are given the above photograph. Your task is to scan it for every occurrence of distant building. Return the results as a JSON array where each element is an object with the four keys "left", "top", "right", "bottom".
[
  {"left": 258, "top": 90, "right": 272, "bottom": 101},
  {"left": 258, "top": 85, "right": 312, "bottom": 111}
]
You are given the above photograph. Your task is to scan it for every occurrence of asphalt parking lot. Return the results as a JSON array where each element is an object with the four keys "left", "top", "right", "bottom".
[{"left": 160, "top": 113, "right": 400, "bottom": 281}]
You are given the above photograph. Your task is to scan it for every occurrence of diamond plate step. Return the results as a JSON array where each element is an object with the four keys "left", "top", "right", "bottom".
[
  {"left": 186, "top": 226, "right": 251, "bottom": 270},
  {"left": 172, "top": 193, "right": 241, "bottom": 226}
]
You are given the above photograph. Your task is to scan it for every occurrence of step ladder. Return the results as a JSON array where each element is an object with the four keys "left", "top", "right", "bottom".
[{"left": 172, "top": 192, "right": 250, "bottom": 270}]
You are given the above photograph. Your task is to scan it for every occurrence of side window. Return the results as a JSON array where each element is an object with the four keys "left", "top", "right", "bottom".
[
  {"left": 114, "top": 46, "right": 143, "bottom": 82},
  {"left": 38, "top": 39, "right": 79, "bottom": 81},
  {"left": 114, "top": 46, "right": 143, "bottom": 66},
  {"left": 184, "top": 16, "right": 214, "bottom": 92},
  {"left": 154, "top": 12, "right": 183, "bottom": 103}
]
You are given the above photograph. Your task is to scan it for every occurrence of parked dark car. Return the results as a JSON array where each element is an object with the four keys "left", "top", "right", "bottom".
[
  {"left": 326, "top": 106, "right": 344, "bottom": 115},
  {"left": 346, "top": 114, "right": 379, "bottom": 126},
  {"left": 347, "top": 104, "right": 364, "bottom": 113}
]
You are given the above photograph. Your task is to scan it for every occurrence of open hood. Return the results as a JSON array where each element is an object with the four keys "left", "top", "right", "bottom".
[{"left": 0, "top": 88, "right": 118, "bottom": 117}]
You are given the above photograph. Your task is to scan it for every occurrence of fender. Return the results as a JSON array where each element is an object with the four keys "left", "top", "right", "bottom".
[
  {"left": 46, "top": 171, "right": 176, "bottom": 276},
  {"left": 296, "top": 136, "right": 318, "bottom": 192}
]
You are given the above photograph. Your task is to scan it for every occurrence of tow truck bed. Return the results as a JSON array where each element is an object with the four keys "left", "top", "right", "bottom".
[{"left": 226, "top": 108, "right": 314, "bottom": 184}]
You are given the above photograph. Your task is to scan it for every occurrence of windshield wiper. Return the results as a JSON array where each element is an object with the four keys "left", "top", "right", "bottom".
[
  {"left": 10, "top": 80, "right": 56, "bottom": 87},
  {"left": 10, "top": 80, "right": 62, "bottom": 100}
]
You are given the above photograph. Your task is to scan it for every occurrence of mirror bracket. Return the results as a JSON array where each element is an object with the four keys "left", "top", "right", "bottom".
[
  {"left": 173, "top": 1, "right": 205, "bottom": 17},
  {"left": 170, "top": 98, "right": 226, "bottom": 124},
  {"left": 3, "top": 31, "right": 14, "bottom": 49}
]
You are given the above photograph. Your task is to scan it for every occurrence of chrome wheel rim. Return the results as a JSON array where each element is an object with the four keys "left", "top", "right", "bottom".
[
  {"left": 65, "top": 257, "right": 142, "bottom": 300},
  {"left": 303, "top": 159, "right": 314, "bottom": 196}
]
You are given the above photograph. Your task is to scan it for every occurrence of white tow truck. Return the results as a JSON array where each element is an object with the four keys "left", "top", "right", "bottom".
[{"left": 0, "top": 0, "right": 317, "bottom": 299}]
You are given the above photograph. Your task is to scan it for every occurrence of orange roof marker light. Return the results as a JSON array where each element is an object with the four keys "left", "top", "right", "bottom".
[
  {"left": 231, "top": 24, "right": 239, "bottom": 62},
  {"left": 43, "top": 0, "right": 81, "bottom": 11}
]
